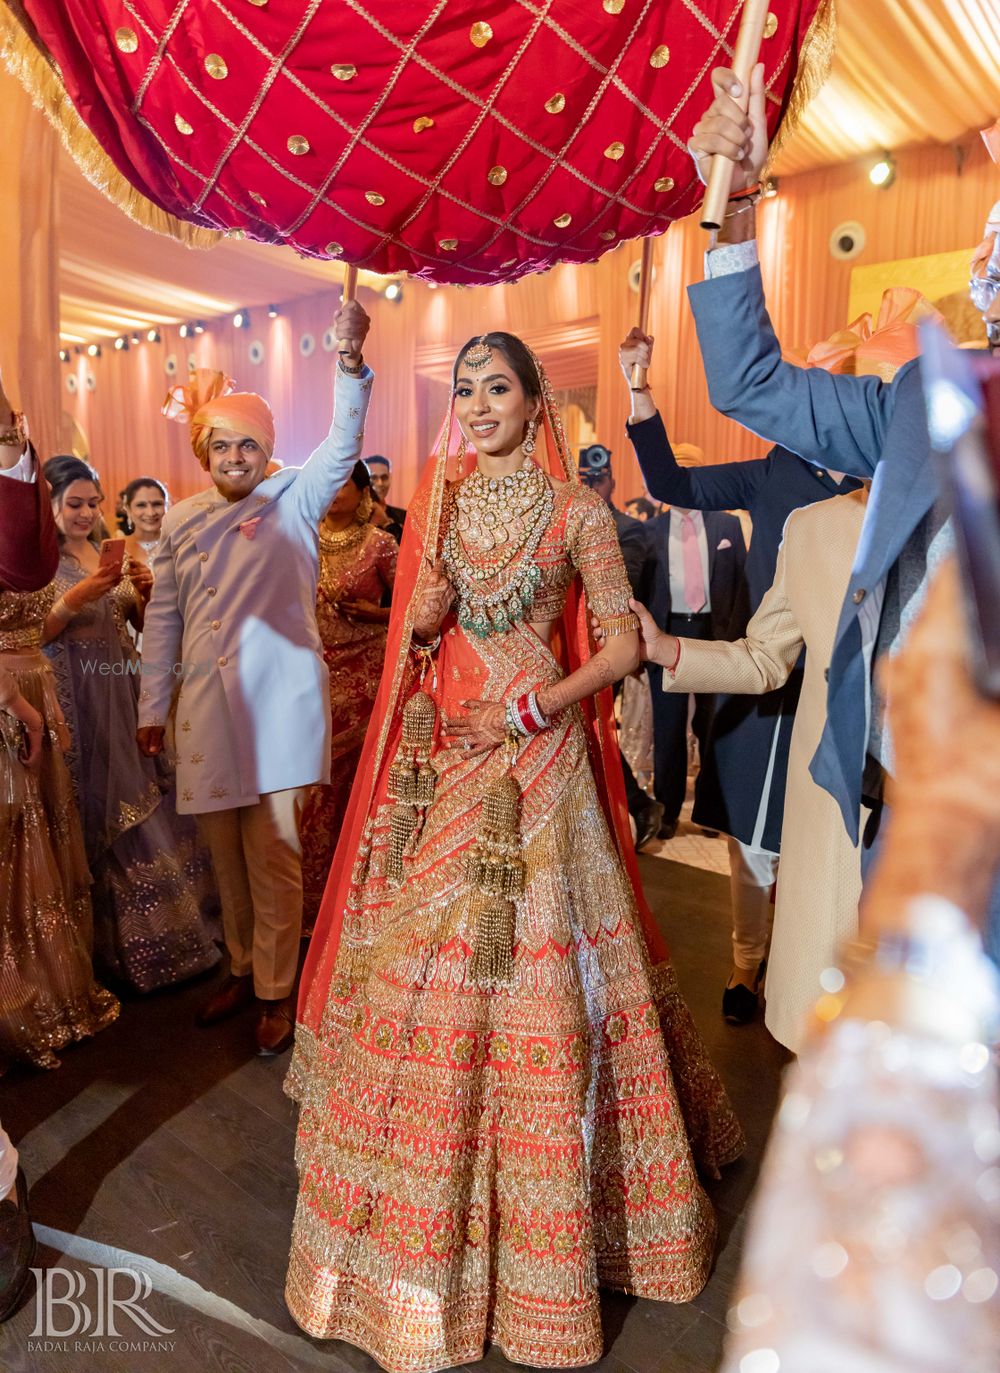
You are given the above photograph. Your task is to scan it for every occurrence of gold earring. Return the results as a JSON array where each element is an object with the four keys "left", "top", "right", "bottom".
[{"left": 522, "top": 419, "right": 537, "bottom": 458}]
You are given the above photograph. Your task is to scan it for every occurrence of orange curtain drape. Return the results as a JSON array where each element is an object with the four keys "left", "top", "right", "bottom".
[
  {"left": 64, "top": 133, "right": 998, "bottom": 510},
  {"left": 0, "top": 76, "right": 61, "bottom": 457}
]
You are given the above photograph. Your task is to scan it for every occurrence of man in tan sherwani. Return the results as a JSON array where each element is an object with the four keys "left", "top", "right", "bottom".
[{"left": 137, "top": 302, "right": 372, "bottom": 1054}]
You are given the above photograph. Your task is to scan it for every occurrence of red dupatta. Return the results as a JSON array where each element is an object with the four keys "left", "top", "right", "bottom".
[{"left": 298, "top": 354, "right": 666, "bottom": 1033}]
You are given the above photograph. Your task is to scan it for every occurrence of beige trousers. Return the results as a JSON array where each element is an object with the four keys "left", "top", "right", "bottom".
[{"left": 197, "top": 787, "right": 307, "bottom": 1001}]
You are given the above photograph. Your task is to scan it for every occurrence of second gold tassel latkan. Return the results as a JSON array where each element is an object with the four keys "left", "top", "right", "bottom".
[
  {"left": 466, "top": 746, "right": 525, "bottom": 990},
  {"left": 386, "top": 690, "right": 437, "bottom": 884}
]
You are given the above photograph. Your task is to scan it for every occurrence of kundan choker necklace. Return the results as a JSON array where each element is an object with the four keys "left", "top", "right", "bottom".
[{"left": 443, "top": 460, "right": 553, "bottom": 638}]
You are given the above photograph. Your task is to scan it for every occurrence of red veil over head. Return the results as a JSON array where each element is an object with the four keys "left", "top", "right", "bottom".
[{"left": 298, "top": 347, "right": 667, "bottom": 1031}]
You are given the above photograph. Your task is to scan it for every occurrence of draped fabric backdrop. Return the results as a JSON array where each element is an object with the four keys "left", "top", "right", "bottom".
[
  {"left": 61, "top": 133, "right": 998, "bottom": 508},
  {"left": 0, "top": 77, "right": 61, "bottom": 458}
]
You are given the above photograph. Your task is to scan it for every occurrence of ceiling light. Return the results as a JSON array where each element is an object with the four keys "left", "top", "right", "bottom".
[
  {"left": 86, "top": 343, "right": 102, "bottom": 358},
  {"left": 267, "top": 304, "right": 279, "bottom": 319},
  {"left": 868, "top": 154, "right": 896, "bottom": 188},
  {"left": 114, "top": 335, "right": 129, "bottom": 351},
  {"left": 147, "top": 328, "right": 161, "bottom": 343},
  {"left": 762, "top": 177, "right": 779, "bottom": 199},
  {"left": 384, "top": 281, "right": 402, "bottom": 302},
  {"left": 130, "top": 333, "right": 141, "bottom": 346},
  {"left": 194, "top": 321, "right": 206, "bottom": 335},
  {"left": 59, "top": 348, "right": 70, "bottom": 362},
  {"left": 233, "top": 309, "right": 249, "bottom": 328},
  {"left": 179, "top": 323, "right": 190, "bottom": 338}
]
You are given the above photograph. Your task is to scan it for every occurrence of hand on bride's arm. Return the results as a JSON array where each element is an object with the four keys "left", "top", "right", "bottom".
[
  {"left": 411, "top": 559, "right": 454, "bottom": 642},
  {"left": 590, "top": 599, "right": 676, "bottom": 667}
]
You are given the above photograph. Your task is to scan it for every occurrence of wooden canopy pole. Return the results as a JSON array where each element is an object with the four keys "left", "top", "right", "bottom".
[
  {"left": 337, "top": 264, "right": 359, "bottom": 354},
  {"left": 699, "top": 0, "right": 769, "bottom": 231},
  {"left": 629, "top": 236, "right": 655, "bottom": 391}
]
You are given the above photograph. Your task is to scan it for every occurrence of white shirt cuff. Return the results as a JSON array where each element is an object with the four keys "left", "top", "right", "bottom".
[
  {"left": 0, "top": 447, "right": 34, "bottom": 482},
  {"left": 704, "top": 239, "right": 759, "bottom": 279}
]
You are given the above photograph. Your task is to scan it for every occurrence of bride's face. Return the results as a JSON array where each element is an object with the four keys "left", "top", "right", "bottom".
[{"left": 453, "top": 359, "right": 540, "bottom": 460}]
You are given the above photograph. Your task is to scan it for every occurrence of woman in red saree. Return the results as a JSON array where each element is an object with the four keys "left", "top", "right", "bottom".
[{"left": 286, "top": 334, "right": 743, "bottom": 1372}]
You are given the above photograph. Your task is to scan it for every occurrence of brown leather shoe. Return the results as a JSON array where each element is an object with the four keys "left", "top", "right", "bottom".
[
  {"left": 196, "top": 973, "right": 255, "bottom": 1027},
  {"left": 0, "top": 1168, "right": 34, "bottom": 1323},
  {"left": 254, "top": 996, "right": 296, "bottom": 1056}
]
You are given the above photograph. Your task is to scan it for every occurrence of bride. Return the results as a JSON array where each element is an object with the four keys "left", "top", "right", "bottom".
[{"left": 285, "top": 332, "right": 743, "bottom": 1372}]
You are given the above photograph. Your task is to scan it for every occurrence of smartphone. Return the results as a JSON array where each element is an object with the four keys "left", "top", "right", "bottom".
[
  {"left": 919, "top": 322, "right": 1000, "bottom": 696},
  {"left": 99, "top": 538, "right": 127, "bottom": 574}
]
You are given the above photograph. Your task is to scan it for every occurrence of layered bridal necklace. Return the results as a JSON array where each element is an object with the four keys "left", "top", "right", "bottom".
[{"left": 444, "top": 458, "right": 553, "bottom": 638}]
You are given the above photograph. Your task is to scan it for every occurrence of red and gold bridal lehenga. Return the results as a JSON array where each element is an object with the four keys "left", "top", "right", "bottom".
[
  {"left": 285, "top": 360, "right": 744, "bottom": 1372},
  {"left": 300, "top": 520, "right": 397, "bottom": 925}
]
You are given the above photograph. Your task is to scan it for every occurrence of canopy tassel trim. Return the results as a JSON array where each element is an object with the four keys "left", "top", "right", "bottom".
[
  {"left": 0, "top": 3, "right": 220, "bottom": 251},
  {"left": 765, "top": 0, "right": 837, "bottom": 174}
]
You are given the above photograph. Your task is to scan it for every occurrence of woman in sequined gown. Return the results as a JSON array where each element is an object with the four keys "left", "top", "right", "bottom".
[
  {"left": 286, "top": 335, "right": 743, "bottom": 1372},
  {"left": 40, "top": 457, "right": 220, "bottom": 994},
  {"left": 300, "top": 462, "right": 397, "bottom": 926},
  {"left": 0, "top": 588, "right": 119, "bottom": 1071}
]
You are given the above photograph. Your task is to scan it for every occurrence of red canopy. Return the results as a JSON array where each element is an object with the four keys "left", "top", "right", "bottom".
[{"left": 7, "top": 0, "right": 828, "bottom": 283}]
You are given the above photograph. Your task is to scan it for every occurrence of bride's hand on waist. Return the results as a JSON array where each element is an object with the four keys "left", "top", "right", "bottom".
[
  {"left": 412, "top": 559, "right": 454, "bottom": 642},
  {"left": 441, "top": 699, "right": 506, "bottom": 757}
]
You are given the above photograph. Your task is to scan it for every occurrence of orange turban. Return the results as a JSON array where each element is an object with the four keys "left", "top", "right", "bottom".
[
  {"left": 672, "top": 442, "right": 705, "bottom": 468},
  {"left": 801, "top": 287, "right": 945, "bottom": 382},
  {"left": 163, "top": 369, "right": 275, "bottom": 469}
]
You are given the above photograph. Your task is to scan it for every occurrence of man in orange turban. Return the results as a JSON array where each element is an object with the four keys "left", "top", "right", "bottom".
[{"left": 138, "top": 300, "right": 373, "bottom": 1055}]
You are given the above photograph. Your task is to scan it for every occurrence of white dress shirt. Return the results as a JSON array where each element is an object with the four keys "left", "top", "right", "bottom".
[
  {"left": 0, "top": 447, "right": 33, "bottom": 481},
  {"left": 667, "top": 507, "right": 711, "bottom": 613}
]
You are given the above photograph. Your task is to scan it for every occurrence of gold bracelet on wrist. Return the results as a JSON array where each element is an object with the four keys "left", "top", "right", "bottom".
[
  {"left": 599, "top": 612, "right": 640, "bottom": 637},
  {"left": 0, "top": 412, "right": 28, "bottom": 447},
  {"left": 338, "top": 355, "right": 364, "bottom": 376}
]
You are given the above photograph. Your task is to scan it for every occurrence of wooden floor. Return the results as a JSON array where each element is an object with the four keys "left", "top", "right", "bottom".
[{"left": 0, "top": 857, "right": 790, "bottom": 1373}]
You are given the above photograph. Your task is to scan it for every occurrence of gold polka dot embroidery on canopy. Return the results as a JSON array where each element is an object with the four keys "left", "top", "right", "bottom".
[
  {"left": 115, "top": 27, "right": 138, "bottom": 53},
  {"left": 470, "top": 22, "right": 493, "bottom": 48},
  {"left": 553, "top": 213, "right": 572, "bottom": 228},
  {"left": 439, "top": 238, "right": 459, "bottom": 251},
  {"left": 650, "top": 44, "right": 670, "bottom": 68},
  {"left": 413, "top": 116, "right": 435, "bottom": 133},
  {"left": 604, "top": 142, "right": 625, "bottom": 160},
  {"left": 487, "top": 166, "right": 508, "bottom": 185},
  {"left": 366, "top": 192, "right": 386, "bottom": 206},
  {"left": 326, "top": 242, "right": 344, "bottom": 256},
  {"left": 603, "top": 0, "right": 625, "bottom": 12},
  {"left": 545, "top": 92, "right": 566, "bottom": 114},
  {"left": 205, "top": 53, "right": 228, "bottom": 79},
  {"left": 654, "top": 176, "right": 675, "bottom": 192},
  {"left": 287, "top": 135, "right": 310, "bottom": 155},
  {"left": 331, "top": 64, "right": 357, "bottom": 81},
  {"left": 764, "top": 12, "right": 779, "bottom": 38},
  {"left": 175, "top": 114, "right": 194, "bottom": 136}
]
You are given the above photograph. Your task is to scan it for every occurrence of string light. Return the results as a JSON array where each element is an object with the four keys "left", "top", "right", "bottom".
[
  {"left": 146, "top": 328, "right": 161, "bottom": 343},
  {"left": 130, "top": 333, "right": 141, "bottom": 346},
  {"left": 58, "top": 348, "right": 70, "bottom": 363},
  {"left": 193, "top": 321, "right": 206, "bottom": 335},
  {"left": 384, "top": 282, "right": 403, "bottom": 302},
  {"left": 267, "top": 304, "right": 279, "bottom": 318},
  {"left": 179, "top": 323, "right": 191, "bottom": 338},
  {"left": 233, "top": 309, "right": 250, "bottom": 328},
  {"left": 86, "top": 343, "right": 102, "bottom": 358},
  {"left": 114, "top": 335, "right": 129, "bottom": 351}
]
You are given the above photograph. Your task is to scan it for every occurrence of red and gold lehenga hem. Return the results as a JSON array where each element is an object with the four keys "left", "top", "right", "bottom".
[{"left": 285, "top": 619, "right": 743, "bottom": 1373}]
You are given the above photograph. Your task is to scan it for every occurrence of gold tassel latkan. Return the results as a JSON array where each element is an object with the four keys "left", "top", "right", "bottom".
[
  {"left": 467, "top": 772, "right": 524, "bottom": 989},
  {"left": 386, "top": 692, "right": 437, "bottom": 883}
]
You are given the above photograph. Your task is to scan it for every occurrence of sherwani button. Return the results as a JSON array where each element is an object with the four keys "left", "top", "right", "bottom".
[
  {"left": 852, "top": 588, "right": 865, "bottom": 604},
  {"left": 211, "top": 619, "right": 221, "bottom": 630},
  {"left": 206, "top": 586, "right": 217, "bottom": 596},
  {"left": 815, "top": 469, "right": 825, "bottom": 478},
  {"left": 218, "top": 656, "right": 228, "bottom": 666},
  {"left": 199, "top": 552, "right": 208, "bottom": 562}
]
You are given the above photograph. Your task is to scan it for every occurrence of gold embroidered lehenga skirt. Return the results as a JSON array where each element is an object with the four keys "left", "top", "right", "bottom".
[{"left": 286, "top": 624, "right": 743, "bottom": 1371}]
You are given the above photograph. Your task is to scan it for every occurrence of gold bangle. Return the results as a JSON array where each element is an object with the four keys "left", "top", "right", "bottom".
[{"left": 599, "top": 612, "right": 640, "bottom": 637}]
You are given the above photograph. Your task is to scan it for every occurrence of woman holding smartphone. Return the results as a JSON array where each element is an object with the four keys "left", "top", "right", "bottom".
[{"left": 40, "top": 456, "right": 220, "bottom": 993}]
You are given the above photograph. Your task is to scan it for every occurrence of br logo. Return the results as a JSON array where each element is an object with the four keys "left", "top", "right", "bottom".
[{"left": 30, "top": 1267, "right": 175, "bottom": 1338}]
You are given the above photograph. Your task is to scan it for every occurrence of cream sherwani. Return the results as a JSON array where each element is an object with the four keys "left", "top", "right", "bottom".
[
  {"left": 138, "top": 366, "right": 373, "bottom": 812},
  {"left": 137, "top": 364, "right": 373, "bottom": 1000},
  {"left": 665, "top": 488, "right": 868, "bottom": 1052}
]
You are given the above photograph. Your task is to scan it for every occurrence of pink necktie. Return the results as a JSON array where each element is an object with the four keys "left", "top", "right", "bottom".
[{"left": 680, "top": 512, "right": 706, "bottom": 612}]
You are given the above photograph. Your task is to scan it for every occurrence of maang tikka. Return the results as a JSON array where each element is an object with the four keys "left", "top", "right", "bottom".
[{"left": 462, "top": 337, "right": 493, "bottom": 370}]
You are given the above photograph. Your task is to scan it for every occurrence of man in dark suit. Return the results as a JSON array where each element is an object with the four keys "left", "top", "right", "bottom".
[
  {"left": 644, "top": 495, "right": 747, "bottom": 839},
  {"left": 578, "top": 444, "right": 663, "bottom": 850},
  {"left": 365, "top": 455, "right": 406, "bottom": 542},
  {"left": 686, "top": 65, "right": 1000, "bottom": 961}
]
